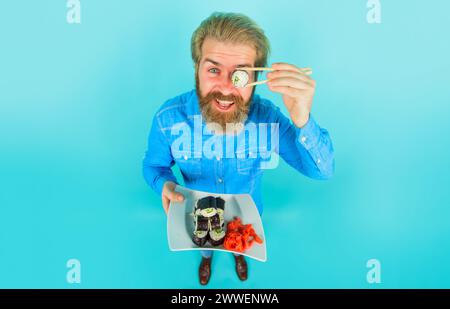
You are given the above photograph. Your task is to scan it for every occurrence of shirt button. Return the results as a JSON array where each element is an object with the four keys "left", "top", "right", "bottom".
[
  {"left": 301, "top": 136, "right": 307, "bottom": 143},
  {"left": 317, "top": 159, "right": 321, "bottom": 164},
  {"left": 218, "top": 178, "right": 223, "bottom": 183}
]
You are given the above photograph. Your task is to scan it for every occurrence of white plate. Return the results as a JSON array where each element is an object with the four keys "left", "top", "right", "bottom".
[{"left": 167, "top": 185, "right": 267, "bottom": 262}]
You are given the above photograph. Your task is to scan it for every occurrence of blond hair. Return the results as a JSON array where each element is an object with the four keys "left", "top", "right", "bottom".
[{"left": 191, "top": 12, "right": 270, "bottom": 70}]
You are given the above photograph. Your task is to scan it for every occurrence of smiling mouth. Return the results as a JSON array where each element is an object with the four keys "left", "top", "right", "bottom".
[{"left": 214, "top": 98, "right": 235, "bottom": 111}]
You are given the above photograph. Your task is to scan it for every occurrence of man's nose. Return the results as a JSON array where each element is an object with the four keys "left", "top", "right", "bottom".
[{"left": 218, "top": 72, "right": 236, "bottom": 95}]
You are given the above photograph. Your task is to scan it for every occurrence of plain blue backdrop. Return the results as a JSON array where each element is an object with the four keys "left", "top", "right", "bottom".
[{"left": 1, "top": 0, "right": 450, "bottom": 288}]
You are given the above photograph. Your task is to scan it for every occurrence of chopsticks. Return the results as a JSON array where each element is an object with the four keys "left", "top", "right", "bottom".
[{"left": 238, "top": 67, "right": 313, "bottom": 88}]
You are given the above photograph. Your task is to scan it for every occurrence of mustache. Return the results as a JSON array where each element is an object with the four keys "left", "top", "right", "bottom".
[{"left": 203, "top": 91, "right": 244, "bottom": 104}]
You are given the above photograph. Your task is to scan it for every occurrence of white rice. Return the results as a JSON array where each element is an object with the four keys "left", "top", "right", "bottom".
[{"left": 231, "top": 70, "right": 249, "bottom": 88}]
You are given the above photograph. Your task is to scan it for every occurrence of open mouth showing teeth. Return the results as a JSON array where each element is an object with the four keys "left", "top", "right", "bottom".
[{"left": 215, "top": 99, "right": 235, "bottom": 111}]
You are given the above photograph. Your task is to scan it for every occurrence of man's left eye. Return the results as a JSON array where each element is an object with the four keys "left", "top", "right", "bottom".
[{"left": 208, "top": 68, "right": 219, "bottom": 74}]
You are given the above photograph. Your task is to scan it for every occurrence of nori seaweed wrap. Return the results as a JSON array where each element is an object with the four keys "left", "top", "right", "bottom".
[
  {"left": 209, "top": 213, "right": 221, "bottom": 230},
  {"left": 196, "top": 196, "right": 217, "bottom": 218},
  {"left": 192, "top": 196, "right": 226, "bottom": 247},
  {"left": 195, "top": 216, "right": 209, "bottom": 232}
]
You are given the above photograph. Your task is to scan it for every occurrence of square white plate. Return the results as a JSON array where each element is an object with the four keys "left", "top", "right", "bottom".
[{"left": 167, "top": 185, "right": 267, "bottom": 262}]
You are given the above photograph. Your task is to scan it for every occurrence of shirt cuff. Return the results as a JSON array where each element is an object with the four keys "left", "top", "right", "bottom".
[
  {"left": 154, "top": 174, "right": 178, "bottom": 196},
  {"left": 296, "top": 114, "right": 322, "bottom": 150}
]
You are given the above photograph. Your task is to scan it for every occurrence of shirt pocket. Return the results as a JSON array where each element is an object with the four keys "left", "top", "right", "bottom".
[{"left": 173, "top": 149, "right": 202, "bottom": 176}]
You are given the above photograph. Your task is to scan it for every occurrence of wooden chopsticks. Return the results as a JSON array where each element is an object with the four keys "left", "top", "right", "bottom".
[{"left": 238, "top": 67, "right": 313, "bottom": 87}]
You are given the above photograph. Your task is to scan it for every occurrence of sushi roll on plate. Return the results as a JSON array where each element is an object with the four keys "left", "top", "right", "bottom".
[
  {"left": 209, "top": 213, "right": 222, "bottom": 230},
  {"left": 192, "top": 230, "right": 208, "bottom": 247},
  {"left": 192, "top": 216, "right": 209, "bottom": 247},
  {"left": 167, "top": 186, "right": 267, "bottom": 261},
  {"left": 209, "top": 228, "right": 226, "bottom": 246},
  {"left": 196, "top": 196, "right": 217, "bottom": 218},
  {"left": 194, "top": 215, "right": 209, "bottom": 232},
  {"left": 215, "top": 197, "right": 225, "bottom": 228}
]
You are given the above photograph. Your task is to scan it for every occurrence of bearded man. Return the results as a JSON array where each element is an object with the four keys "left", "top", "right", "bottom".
[{"left": 142, "top": 12, "right": 335, "bottom": 285}]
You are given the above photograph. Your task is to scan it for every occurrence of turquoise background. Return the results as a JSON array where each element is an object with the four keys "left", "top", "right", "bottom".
[{"left": 1, "top": 0, "right": 450, "bottom": 288}]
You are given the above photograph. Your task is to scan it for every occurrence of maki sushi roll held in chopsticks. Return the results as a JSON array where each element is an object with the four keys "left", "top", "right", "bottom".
[
  {"left": 231, "top": 67, "right": 312, "bottom": 88},
  {"left": 231, "top": 70, "right": 250, "bottom": 88}
]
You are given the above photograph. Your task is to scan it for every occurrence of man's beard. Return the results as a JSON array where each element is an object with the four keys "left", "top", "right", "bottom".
[{"left": 196, "top": 75, "right": 252, "bottom": 131}]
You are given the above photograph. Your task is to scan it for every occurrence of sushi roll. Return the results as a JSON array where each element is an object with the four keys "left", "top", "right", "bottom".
[
  {"left": 215, "top": 197, "right": 225, "bottom": 228},
  {"left": 209, "top": 213, "right": 221, "bottom": 230},
  {"left": 193, "top": 197, "right": 208, "bottom": 216},
  {"left": 231, "top": 70, "right": 249, "bottom": 88},
  {"left": 193, "top": 196, "right": 227, "bottom": 247},
  {"left": 195, "top": 216, "right": 209, "bottom": 232},
  {"left": 215, "top": 197, "right": 225, "bottom": 214},
  {"left": 192, "top": 230, "right": 208, "bottom": 247},
  {"left": 196, "top": 196, "right": 217, "bottom": 218},
  {"left": 192, "top": 216, "right": 209, "bottom": 247},
  {"left": 209, "top": 228, "right": 226, "bottom": 246}
]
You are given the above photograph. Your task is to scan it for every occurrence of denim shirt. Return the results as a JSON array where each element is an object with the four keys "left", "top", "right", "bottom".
[{"left": 142, "top": 89, "right": 334, "bottom": 214}]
